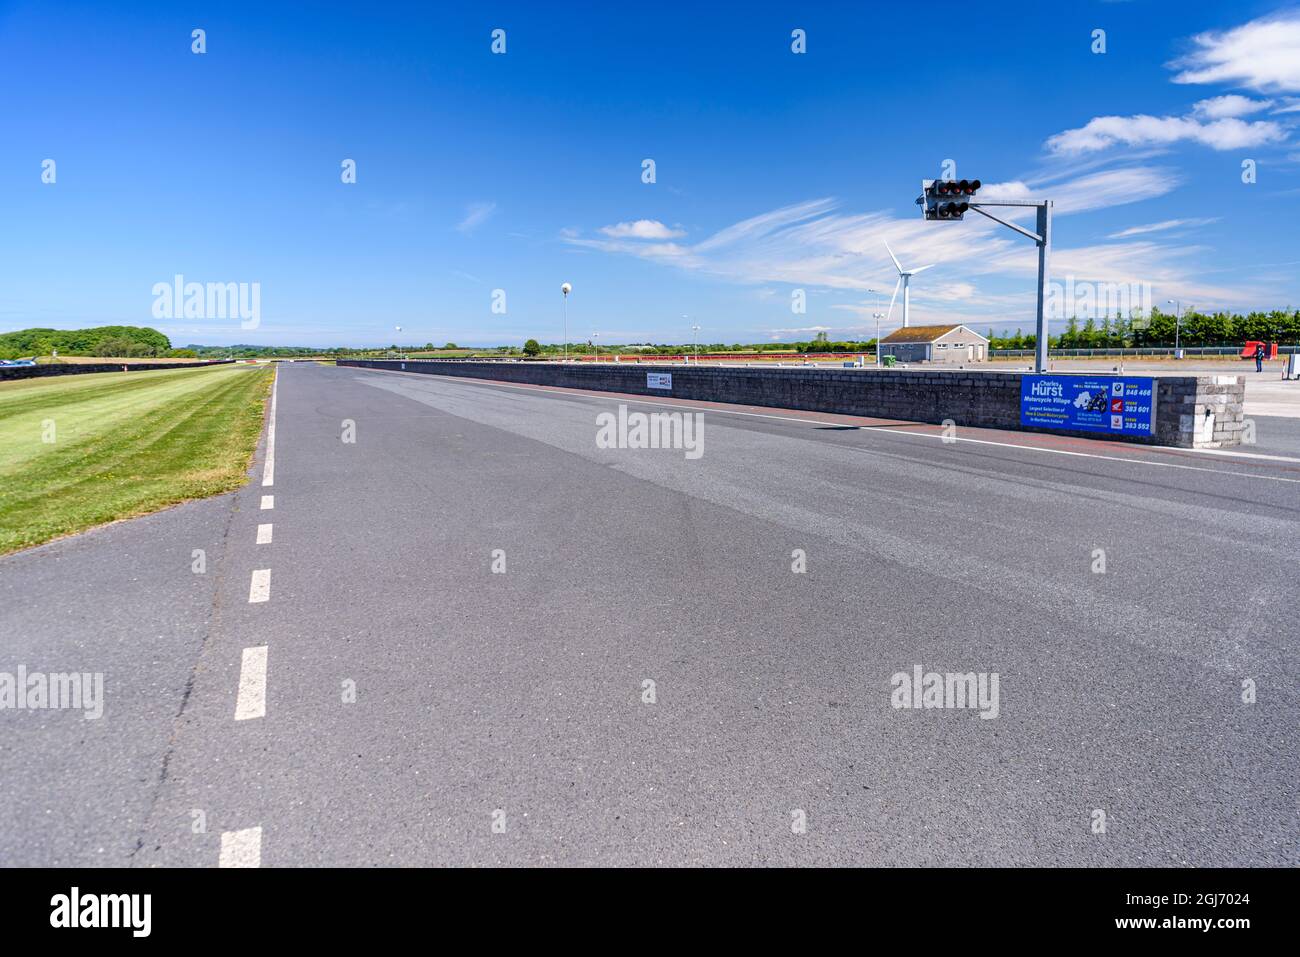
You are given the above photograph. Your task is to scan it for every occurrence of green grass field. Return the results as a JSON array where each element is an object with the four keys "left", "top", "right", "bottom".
[{"left": 0, "top": 364, "right": 274, "bottom": 555}]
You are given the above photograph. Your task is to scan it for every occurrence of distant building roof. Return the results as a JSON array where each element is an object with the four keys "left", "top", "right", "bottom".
[{"left": 880, "top": 323, "right": 988, "bottom": 344}]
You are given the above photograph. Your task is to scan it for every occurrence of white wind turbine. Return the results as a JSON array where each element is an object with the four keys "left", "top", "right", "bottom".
[{"left": 883, "top": 240, "right": 935, "bottom": 329}]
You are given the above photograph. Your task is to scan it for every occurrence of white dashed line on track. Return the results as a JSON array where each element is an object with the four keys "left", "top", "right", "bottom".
[
  {"left": 256, "top": 523, "right": 273, "bottom": 545},
  {"left": 248, "top": 568, "right": 271, "bottom": 603},
  {"left": 218, "top": 826, "right": 263, "bottom": 867},
  {"left": 262, "top": 369, "right": 278, "bottom": 487},
  {"left": 260, "top": 494, "right": 274, "bottom": 510},
  {"left": 234, "top": 646, "right": 268, "bottom": 720}
]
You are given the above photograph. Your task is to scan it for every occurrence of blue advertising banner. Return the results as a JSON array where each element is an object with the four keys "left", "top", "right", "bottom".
[{"left": 1020, "top": 375, "right": 1156, "bottom": 437}]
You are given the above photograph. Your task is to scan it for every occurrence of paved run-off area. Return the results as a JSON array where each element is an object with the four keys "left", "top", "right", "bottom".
[{"left": 1, "top": 363, "right": 1296, "bottom": 866}]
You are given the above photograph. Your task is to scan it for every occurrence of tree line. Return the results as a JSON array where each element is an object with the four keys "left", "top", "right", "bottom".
[
  {"left": 991, "top": 308, "right": 1299, "bottom": 351},
  {"left": 0, "top": 325, "right": 197, "bottom": 360}
]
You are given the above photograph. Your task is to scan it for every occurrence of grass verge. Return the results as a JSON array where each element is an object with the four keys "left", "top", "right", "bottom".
[{"left": 0, "top": 364, "right": 274, "bottom": 555}]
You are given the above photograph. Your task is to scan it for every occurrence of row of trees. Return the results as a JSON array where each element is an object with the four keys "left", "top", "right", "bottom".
[
  {"left": 0, "top": 325, "right": 177, "bottom": 360},
  {"left": 993, "top": 308, "right": 1299, "bottom": 351}
]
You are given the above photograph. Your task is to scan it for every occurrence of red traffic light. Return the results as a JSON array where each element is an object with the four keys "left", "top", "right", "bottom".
[
  {"left": 922, "top": 177, "right": 979, "bottom": 220},
  {"left": 932, "top": 179, "right": 981, "bottom": 197}
]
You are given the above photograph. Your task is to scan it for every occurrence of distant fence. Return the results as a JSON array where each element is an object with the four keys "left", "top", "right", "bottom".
[
  {"left": 0, "top": 359, "right": 235, "bottom": 381},
  {"left": 992, "top": 346, "right": 1300, "bottom": 358}
]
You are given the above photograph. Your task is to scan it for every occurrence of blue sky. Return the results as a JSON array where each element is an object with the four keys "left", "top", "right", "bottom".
[{"left": 2, "top": 0, "right": 1299, "bottom": 347}]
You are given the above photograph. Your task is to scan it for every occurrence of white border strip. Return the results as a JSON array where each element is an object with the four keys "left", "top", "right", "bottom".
[{"left": 262, "top": 368, "right": 278, "bottom": 487}]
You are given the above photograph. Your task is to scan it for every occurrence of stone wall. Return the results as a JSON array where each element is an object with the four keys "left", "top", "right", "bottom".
[{"left": 337, "top": 359, "right": 1245, "bottom": 448}]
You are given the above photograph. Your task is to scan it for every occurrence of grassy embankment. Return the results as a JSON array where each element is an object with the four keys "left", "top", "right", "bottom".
[{"left": 0, "top": 364, "right": 273, "bottom": 555}]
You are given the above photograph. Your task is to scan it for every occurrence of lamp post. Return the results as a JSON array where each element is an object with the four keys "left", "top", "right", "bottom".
[
  {"left": 691, "top": 323, "right": 701, "bottom": 364},
  {"left": 1166, "top": 299, "right": 1183, "bottom": 358},
  {"left": 866, "top": 287, "right": 883, "bottom": 368},
  {"left": 591, "top": 332, "right": 599, "bottom": 363},
  {"left": 561, "top": 283, "right": 572, "bottom": 361}
]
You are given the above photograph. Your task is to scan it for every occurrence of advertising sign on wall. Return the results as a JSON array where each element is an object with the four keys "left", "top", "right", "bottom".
[{"left": 1020, "top": 375, "right": 1156, "bottom": 437}]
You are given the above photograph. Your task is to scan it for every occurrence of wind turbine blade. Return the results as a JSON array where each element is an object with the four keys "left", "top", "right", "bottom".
[
  {"left": 911, "top": 263, "right": 937, "bottom": 275},
  {"left": 885, "top": 277, "right": 902, "bottom": 323},
  {"left": 883, "top": 240, "right": 904, "bottom": 275}
]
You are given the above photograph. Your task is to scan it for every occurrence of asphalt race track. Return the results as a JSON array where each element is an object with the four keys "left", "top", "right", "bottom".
[{"left": 2, "top": 363, "right": 1296, "bottom": 867}]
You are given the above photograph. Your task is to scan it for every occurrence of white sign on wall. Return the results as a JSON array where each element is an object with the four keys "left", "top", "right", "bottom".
[{"left": 646, "top": 372, "right": 673, "bottom": 390}]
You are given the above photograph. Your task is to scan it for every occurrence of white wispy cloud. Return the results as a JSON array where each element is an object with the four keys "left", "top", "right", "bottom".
[
  {"left": 1046, "top": 113, "right": 1286, "bottom": 155},
  {"left": 1169, "top": 11, "right": 1300, "bottom": 93},
  {"left": 1107, "top": 218, "right": 1220, "bottom": 239},
  {"left": 456, "top": 201, "right": 497, "bottom": 232},
  {"left": 563, "top": 165, "right": 1270, "bottom": 317},
  {"left": 1192, "top": 94, "right": 1274, "bottom": 118},
  {"left": 599, "top": 219, "right": 686, "bottom": 239},
  {"left": 1051, "top": 167, "right": 1185, "bottom": 213}
]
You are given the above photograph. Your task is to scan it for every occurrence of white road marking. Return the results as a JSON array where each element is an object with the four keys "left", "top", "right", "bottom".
[
  {"left": 383, "top": 373, "right": 1300, "bottom": 485},
  {"left": 844, "top": 432, "right": 1300, "bottom": 484},
  {"left": 1182, "top": 446, "right": 1300, "bottom": 463},
  {"left": 219, "top": 826, "right": 263, "bottom": 867},
  {"left": 262, "top": 369, "right": 278, "bottom": 487},
  {"left": 260, "top": 494, "right": 274, "bottom": 510},
  {"left": 256, "top": 523, "right": 273, "bottom": 544},
  {"left": 248, "top": 568, "right": 271, "bottom": 603},
  {"left": 234, "top": 646, "right": 268, "bottom": 720}
]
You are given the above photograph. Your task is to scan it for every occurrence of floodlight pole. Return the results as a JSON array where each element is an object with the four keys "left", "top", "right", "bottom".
[
  {"left": 968, "top": 199, "right": 1053, "bottom": 373},
  {"left": 1166, "top": 299, "right": 1185, "bottom": 357}
]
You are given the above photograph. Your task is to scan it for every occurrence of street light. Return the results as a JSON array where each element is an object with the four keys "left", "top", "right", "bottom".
[
  {"left": 866, "top": 287, "right": 883, "bottom": 368},
  {"left": 691, "top": 322, "right": 701, "bottom": 364},
  {"left": 1166, "top": 299, "right": 1185, "bottom": 358},
  {"left": 561, "top": 283, "right": 572, "bottom": 361},
  {"left": 591, "top": 332, "right": 599, "bottom": 363}
]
